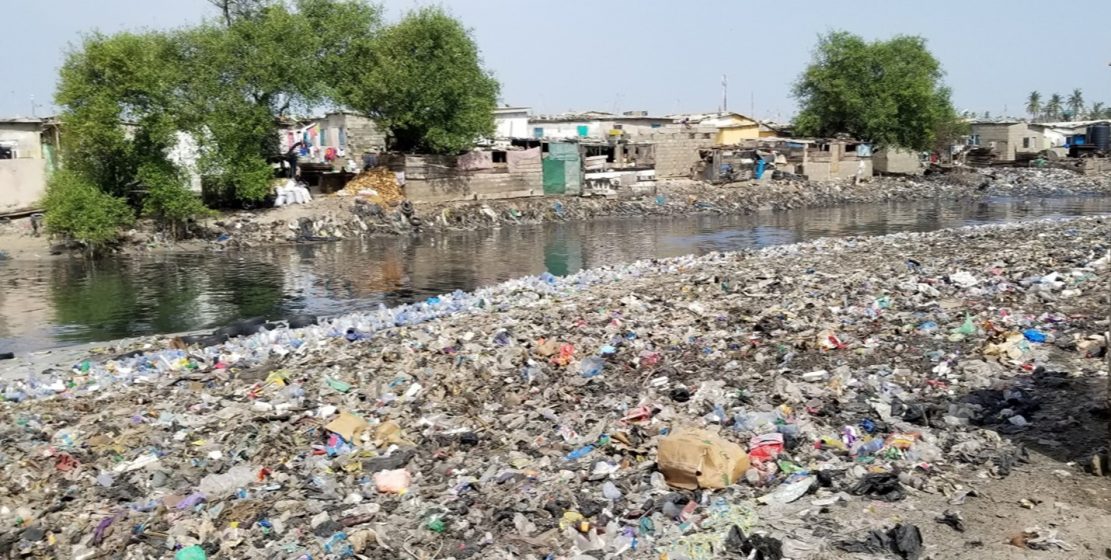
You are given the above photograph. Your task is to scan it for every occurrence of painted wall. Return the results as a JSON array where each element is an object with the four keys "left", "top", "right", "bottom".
[
  {"left": 530, "top": 118, "right": 673, "bottom": 140},
  {"left": 0, "top": 122, "right": 46, "bottom": 211},
  {"left": 0, "top": 123, "right": 44, "bottom": 159},
  {"left": 718, "top": 126, "right": 761, "bottom": 145},
  {"left": 0, "top": 159, "right": 46, "bottom": 212},
  {"left": 494, "top": 111, "right": 529, "bottom": 139}
]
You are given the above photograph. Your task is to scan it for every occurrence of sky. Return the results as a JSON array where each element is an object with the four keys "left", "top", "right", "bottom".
[{"left": 3, "top": 0, "right": 1111, "bottom": 121}]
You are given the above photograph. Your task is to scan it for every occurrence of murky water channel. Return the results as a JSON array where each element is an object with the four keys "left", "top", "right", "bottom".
[{"left": 2, "top": 196, "right": 1110, "bottom": 352}]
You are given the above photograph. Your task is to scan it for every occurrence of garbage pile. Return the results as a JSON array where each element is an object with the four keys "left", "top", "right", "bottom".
[
  {"left": 0, "top": 216, "right": 1108, "bottom": 559},
  {"left": 338, "top": 167, "right": 405, "bottom": 207}
]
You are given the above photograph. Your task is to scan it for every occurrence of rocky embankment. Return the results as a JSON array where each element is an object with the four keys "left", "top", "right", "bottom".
[{"left": 204, "top": 167, "right": 1111, "bottom": 249}]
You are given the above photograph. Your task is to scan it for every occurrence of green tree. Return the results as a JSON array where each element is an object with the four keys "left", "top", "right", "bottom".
[
  {"left": 793, "top": 32, "right": 959, "bottom": 151},
  {"left": 1090, "top": 102, "right": 1105, "bottom": 120},
  {"left": 338, "top": 7, "right": 499, "bottom": 153},
  {"left": 52, "top": 31, "right": 200, "bottom": 243},
  {"left": 1045, "top": 93, "right": 1063, "bottom": 121},
  {"left": 177, "top": 0, "right": 382, "bottom": 202},
  {"left": 53, "top": 0, "right": 382, "bottom": 228},
  {"left": 1067, "top": 89, "right": 1084, "bottom": 120},
  {"left": 206, "top": 0, "right": 272, "bottom": 26},
  {"left": 41, "top": 170, "right": 134, "bottom": 250},
  {"left": 1026, "top": 91, "right": 1042, "bottom": 121}
]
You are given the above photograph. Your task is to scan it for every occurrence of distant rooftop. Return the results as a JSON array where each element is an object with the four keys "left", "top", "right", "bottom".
[{"left": 530, "top": 111, "right": 673, "bottom": 122}]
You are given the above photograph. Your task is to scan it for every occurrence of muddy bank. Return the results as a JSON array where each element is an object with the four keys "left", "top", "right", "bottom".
[
  {"left": 1, "top": 215, "right": 1108, "bottom": 559},
  {"left": 2, "top": 167, "right": 1109, "bottom": 259},
  {"left": 175, "top": 167, "right": 1111, "bottom": 250}
]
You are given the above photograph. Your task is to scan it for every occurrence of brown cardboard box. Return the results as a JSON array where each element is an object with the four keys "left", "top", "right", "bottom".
[{"left": 658, "top": 428, "right": 750, "bottom": 490}]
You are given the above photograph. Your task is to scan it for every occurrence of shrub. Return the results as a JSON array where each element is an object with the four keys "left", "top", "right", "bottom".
[{"left": 42, "top": 170, "right": 134, "bottom": 249}]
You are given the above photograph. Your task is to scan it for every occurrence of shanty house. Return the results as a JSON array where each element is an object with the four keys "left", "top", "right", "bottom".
[
  {"left": 673, "top": 112, "right": 777, "bottom": 145},
  {"left": 0, "top": 117, "right": 58, "bottom": 213},
  {"left": 967, "top": 121, "right": 1044, "bottom": 161}
]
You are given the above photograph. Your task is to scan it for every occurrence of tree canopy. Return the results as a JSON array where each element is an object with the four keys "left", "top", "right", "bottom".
[
  {"left": 793, "top": 32, "right": 960, "bottom": 151},
  {"left": 49, "top": 0, "right": 498, "bottom": 247},
  {"left": 337, "top": 7, "right": 499, "bottom": 153}
]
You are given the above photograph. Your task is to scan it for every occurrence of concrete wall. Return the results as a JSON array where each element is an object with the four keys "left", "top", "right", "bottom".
[
  {"left": 0, "top": 123, "right": 44, "bottom": 159},
  {"left": 494, "top": 112, "right": 529, "bottom": 139},
  {"left": 873, "top": 147, "right": 922, "bottom": 175},
  {"left": 397, "top": 152, "right": 543, "bottom": 203},
  {"left": 0, "top": 159, "right": 46, "bottom": 212},
  {"left": 971, "top": 123, "right": 1043, "bottom": 161},
  {"left": 317, "top": 113, "right": 386, "bottom": 156},
  {"left": 801, "top": 158, "right": 873, "bottom": 181},
  {"left": 0, "top": 122, "right": 47, "bottom": 212},
  {"left": 646, "top": 127, "right": 717, "bottom": 178},
  {"left": 531, "top": 118, "right": 673, "bottom": 140}
]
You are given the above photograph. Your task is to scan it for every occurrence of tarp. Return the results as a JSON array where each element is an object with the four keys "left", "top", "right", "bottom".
[{"left": 506, "top": 147, "right": 541, "bottom": 173}]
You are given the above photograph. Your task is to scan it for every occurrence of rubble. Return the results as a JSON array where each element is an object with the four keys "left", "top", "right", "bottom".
[{"left": 0, "top": 215, "right": 1108, "bottom": 558}]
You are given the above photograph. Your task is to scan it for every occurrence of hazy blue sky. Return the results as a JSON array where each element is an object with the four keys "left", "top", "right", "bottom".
[{"left": 3, "top": 0, "right": 1110, "bottom": 120}]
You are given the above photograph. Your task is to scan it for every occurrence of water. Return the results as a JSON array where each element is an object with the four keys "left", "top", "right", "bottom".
[{"left": 2, "top": 196, "right": 1110, "bottom": 352}]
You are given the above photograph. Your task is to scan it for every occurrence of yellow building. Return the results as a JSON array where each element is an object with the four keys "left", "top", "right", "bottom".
[{"left": 675, "top": 112, "right": 781, "bottom": 145}]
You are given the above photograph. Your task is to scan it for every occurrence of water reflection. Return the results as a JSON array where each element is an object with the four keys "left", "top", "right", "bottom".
[{"left": 1, "top": 196, "right": 1109, "bottom": 352}]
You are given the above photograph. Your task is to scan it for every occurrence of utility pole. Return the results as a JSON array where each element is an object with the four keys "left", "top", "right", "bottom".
[{"left": 721, "top": 74, "right": 727, "bottom": 113}]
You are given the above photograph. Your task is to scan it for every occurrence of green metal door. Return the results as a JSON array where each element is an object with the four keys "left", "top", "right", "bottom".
[
  {"left": 542, "top": 158, "right": 566, "bottom": 195},
  {"left": 543, "top": 142, "right": 581, "bottom": 196}
]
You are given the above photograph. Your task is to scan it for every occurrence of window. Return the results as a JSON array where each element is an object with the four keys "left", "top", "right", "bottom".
[
  {"left": 533, "top": 127, "right": 544, "bottom": 139},
  {"left": 651, "top": 123, "right": 662, "bottom": 128},
  {"left": 338, "top": 127, "right": 347, "bottom": 148},
  {"left": 968, "top": 134, "right": 981, "bottom": 146},
  {"left": 1022, "top": 137, "right": 1030, "bottom": 149},
  {"left": 577, "top": 125, "right": 589, "bottom": 137}
]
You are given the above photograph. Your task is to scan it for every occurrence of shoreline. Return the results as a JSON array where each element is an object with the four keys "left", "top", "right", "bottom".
[
  {"left": 2, "top": 167, "right": 1110, "bottom": 260},
  {"left": 0, "top": 215, "right": 1108, "bottom": 558}
]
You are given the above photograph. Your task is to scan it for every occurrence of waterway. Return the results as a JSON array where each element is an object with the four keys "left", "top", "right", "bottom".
[{"left": 2, "top": 195, "right": 1110, "bottom": 353}]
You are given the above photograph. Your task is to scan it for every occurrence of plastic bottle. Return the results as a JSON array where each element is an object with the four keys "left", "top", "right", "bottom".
[
  {"left": 564, "top": 445, "right": 595, "bottom": 462},
  {"left": 579, "top": 357, "right": 605, "bottom": 378}
]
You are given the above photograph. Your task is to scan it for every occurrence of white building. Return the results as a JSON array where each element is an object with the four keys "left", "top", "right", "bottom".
[{"left": 493, "top": 107, "right": 530, "bottom": 139}]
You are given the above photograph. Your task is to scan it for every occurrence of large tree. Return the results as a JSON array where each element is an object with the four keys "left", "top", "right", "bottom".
[
  {"left": 176, "top": 0, "right": 381, "bottom": 202},
  {"left": 1026, "top": 91, "right": 1042, "bottom": 122},
  {"left": 338, "top": 7, "right": 499, "bottom": 154},
  {"left": 1090, "top": 102, "right": 1106, "bottom": 120},
  {"left": 52, "top": 0, "right": 382, "bottom": 230},
  {"left": 1045, "top": 93, "right": 1064, "bottom": 121},
  {"left": 1067, "top": 89, "right": 1084, "bottom": 120},
  {"left": 793, "top": 31, "right": 959, "bottom": 151}
]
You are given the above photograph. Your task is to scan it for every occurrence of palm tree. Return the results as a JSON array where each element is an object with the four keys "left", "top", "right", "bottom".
[
  {"left": 1045, "top": 93, "right": 1064, "bottom": 121},
  {"left": 1090, "top": 102, "right": 1105, "bottom": 120},
  {"left": 1067, "top": 89, "right": 1084, "bottom": 120},
  {"left": 1026, "top": 91, "right": 1042, "bottom": 121}
]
